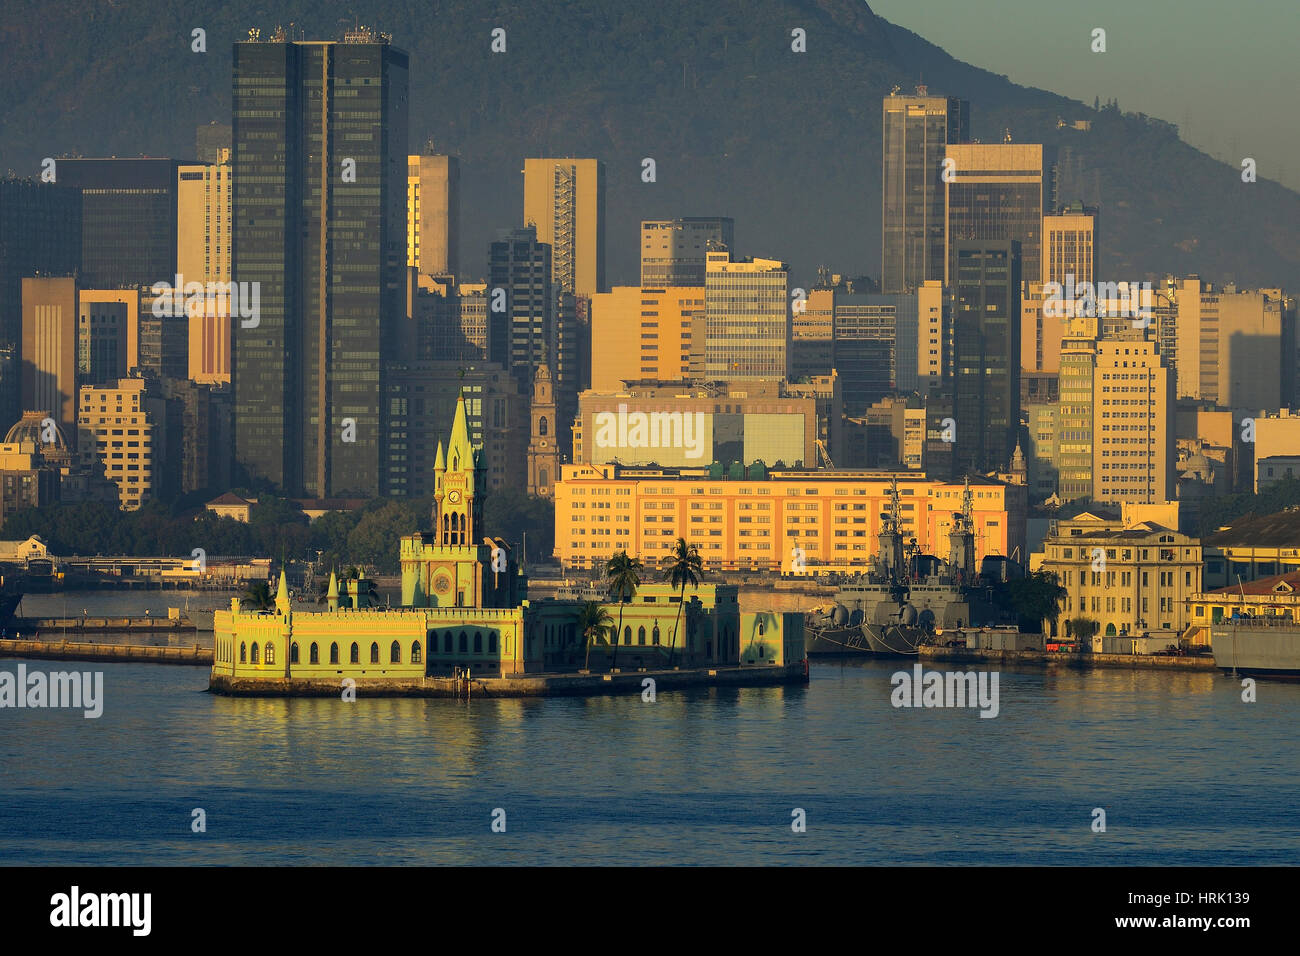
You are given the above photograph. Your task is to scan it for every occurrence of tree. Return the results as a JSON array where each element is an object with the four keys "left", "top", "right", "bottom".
[
  {"left": 1065, "top": 617, "right": 1099, "bottom": 642},
  {"left": 577, "top": 600, "right": 614, "bottom": 672},
  {"left": 242, "top": 580, "right": 273, "bottom": 610},
  {"left": 662, "top": 537, "right": 703, "bottom": 667},
  {"left": 605, "top": 550, "right": 643, "bottom": 671},
  {"left": 994, "top": 570, "right": 1068, "bottom": 632}
]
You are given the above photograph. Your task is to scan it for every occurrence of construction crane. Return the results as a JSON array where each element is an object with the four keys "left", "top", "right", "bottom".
[{"left": 815, "top": 439, "right": 835, "bottom": 470}]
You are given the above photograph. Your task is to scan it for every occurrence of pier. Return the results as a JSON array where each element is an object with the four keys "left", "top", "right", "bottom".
[
  {"left": 0, "top": 638, "right": 211, "bottom": 666},
  {"left": 919, "top": 644, "right": 1217, "bottom": 672},
  {"left": 11, "top": 616, "right": 197, "bottom": 633}
]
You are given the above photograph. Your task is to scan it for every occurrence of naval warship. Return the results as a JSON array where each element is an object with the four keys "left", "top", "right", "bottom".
[{"left": 805, "top": 478, "right": 1012, "bottom": 657}]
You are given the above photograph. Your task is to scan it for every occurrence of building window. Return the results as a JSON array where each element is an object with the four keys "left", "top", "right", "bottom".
[
  {"left": 444, "top": 632, "right": 452, "bottom": 654},
  {"left": 240, "top": 642, "right": 246, "bottom": 663},
  {"left": 310, "top": 642, "right": 319, "bottom": 664},
  {"left": 474, "top": 631, "right": 483, "bottom": 653},
  {"left": 390, "top": 641, "right": 401, "bottom": 663},
  {"left": 370, "top": 642, "right": 380, "bottom": 664},
  {"left": 350, "top": 643, "right": 360, "bottom": 664},
  {"left": 265, "top": 644, "right": 275, "bottom": 665},
  {"left": 250, "top": 642, "right": 260, "bottom": 664},
  {"left": 489, "top": 632, "right": 498, "bottom": 653},
  {"left": 290, "top": 643, "right": 299, "bottom": 664},
  {"left": 652, "top": 625, "right": 660, "bottom": 645},
  {"left": 624, "top": 626, "right": 632, "bottom": 645},
  {"left": 412, "top": 641, "right": 423, "bottom": 664},
  {"left": 638, "top": 626, "right": 646, "bottom": 645},
  {"left": 459, "top": 631, "right": 468, "bottom": 653},
  {"left": 330, "top": 643, "right": 339, "bottom": 664}
]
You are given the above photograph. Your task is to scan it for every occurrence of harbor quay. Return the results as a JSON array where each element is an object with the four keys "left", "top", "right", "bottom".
[
  {"left": 208, "top": 395, "right": 806, "bottom": 698},
  {"left": 919, "top": 644, "right": 1216, "bottom": 672}
]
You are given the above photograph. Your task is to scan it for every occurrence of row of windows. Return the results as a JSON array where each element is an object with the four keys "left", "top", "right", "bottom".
[{"left": 235, "top": 631, "right": 506, "bottom": 666}]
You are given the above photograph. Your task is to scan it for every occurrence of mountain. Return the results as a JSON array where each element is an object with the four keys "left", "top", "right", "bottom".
[{"left": 2, "top": 0, "right": 1297, "bottom": 290}]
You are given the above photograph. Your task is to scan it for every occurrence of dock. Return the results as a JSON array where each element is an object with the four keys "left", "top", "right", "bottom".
[
  {"left": 209, "top": 662, "right": 808, "bottom": 698},
  {"left": 919, "top": 644, "right": 1217, "bottom": 672},
  {"left": 11, "top": 616, "right": 196, "bottom": 633},
  {"left": 0, "top": 639, "right": 211, "bottom": 666}
]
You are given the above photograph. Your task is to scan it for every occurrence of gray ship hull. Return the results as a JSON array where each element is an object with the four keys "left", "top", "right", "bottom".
[
  {"left": 806, "top": 622, "right": 927, "bottom": 657},
  {"left": 1210, "top": 624, "right": 1300, "bottom": 679}
]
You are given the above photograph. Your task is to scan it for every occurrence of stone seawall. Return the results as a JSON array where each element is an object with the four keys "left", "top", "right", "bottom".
[
  {"left": 919, "top": 645, "right": 1217, "bottom": 672},
  {"left": 0, "top": 639, "right": 211, "bottom": 666},
  {"left": 209, "top": 663, "right": 808, "bottom": 698}
]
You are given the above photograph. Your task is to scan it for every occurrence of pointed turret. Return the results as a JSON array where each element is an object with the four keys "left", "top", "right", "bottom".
[
  {"left": 275, "top": 570, "right": 290, "bottom": 616},
  {"left": 326, "top": 569, "right": 339, "bottom": 612},
  {"left": 447, "top": 390, "right": 472, "bottom": 472}
]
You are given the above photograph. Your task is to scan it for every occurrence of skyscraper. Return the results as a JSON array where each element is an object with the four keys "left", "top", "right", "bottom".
[
  {"left": 487, "top": 226, "right": 553, "bottom": 387},
  {"left": 881, "top": 90, "right": 969, "bottom": 294},
  {"left": 944, "top": 143, "right": 1044, "bottom": 289},
  {"left": 57, "top": 158, "right": 181, "bottom": 290},
  {"left": 408, "top": 152, "right": 460, "bottom": 277},
  {"left": 950, "top": 241, "right": 1021, "bottom": 475},
  {"left": 232, "top": 26, "right": 409, "bottom": 497},
  {"left": 523, "top": 158, "right": 605, "bottom": 297},
  {"left": 704, "top": 251, "right": 788, "bottom": 382},
  {"left": 0, "top": 178, "right": 82, "bottom": 427},
  {"left": 640, "top": 218, "right": 734, "bottom": 287}
]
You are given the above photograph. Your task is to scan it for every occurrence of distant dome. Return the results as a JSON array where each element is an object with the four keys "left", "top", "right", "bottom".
[{"left": 5, "top": 411, "right": 68, "bottom": 450}]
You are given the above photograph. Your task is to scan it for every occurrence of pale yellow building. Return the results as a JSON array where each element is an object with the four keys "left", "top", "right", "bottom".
[
  {"left": 523, "top": 157, "right": 605, "bottom": 297},
  {"left": 177, "top": 152, "right": 231, "bottom": 284},
  {"left": 917, "top": 280, "right": 945, "bottom": 391},
  {"left": 1092, "top": 333, "right": 1175, "bottom": 503},
  {"left": 78, "top": 289, "right": 142, "bottom": 372},
  {"left": 76, "top": 378, "right": 161, "bottom": 510},
  {"left": 407, "top": 153, "right": 459, "bottom": 277},
  {"left": 1172, "top": 278, "right": 1288, "bottom": 409},
  {"left": 1042, "top": 205, "right": 1097, "bottom": 287},
  {"left": 21, "top": 277, "right": 79, "bottom": 446},
  {"left": 1034, "top": 512, "right": 1202, "bottom": 638},
  {"left": 554, "top": 464, "right": 1025, "bottom": 573},
  {"left": 589, "top": 286, "right": 704, "bottom": 391}
]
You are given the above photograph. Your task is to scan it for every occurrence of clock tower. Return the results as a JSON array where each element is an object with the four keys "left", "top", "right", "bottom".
[{"left": 400, "top": 390, "right": 521, "bottom": 609}]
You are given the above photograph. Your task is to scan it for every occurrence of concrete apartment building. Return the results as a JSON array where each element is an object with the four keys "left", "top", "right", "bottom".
[
  {"left": 523, "top": 158, "right": 605, "bottom": 297},
  {"left": 407, "top": 152, "right": 460, "bottom": 278},
  {"left": 589, "top": 286, "right": 705, "bottom": 390}
]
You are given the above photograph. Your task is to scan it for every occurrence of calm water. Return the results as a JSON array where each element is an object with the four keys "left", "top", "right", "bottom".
[{"left": 1, "top": 659, "right": 1297, "bottom": 865}]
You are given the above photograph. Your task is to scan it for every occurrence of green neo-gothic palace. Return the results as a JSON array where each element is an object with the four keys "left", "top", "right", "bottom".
[{"left": 211, "top": 392, "right": 804, "bottom": 688}]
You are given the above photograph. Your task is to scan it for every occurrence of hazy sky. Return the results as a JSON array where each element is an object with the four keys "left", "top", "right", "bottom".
[{"left": 869, "top": 0, "right": 1300, "bottom": 191}]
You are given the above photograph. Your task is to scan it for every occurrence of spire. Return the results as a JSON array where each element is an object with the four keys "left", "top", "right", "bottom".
[
  {"left": 434, "top": 440, "right": 445, "bottom": 472},
  {"left": 327, "top": 569, "right": 339, "bottom": 611},
  {"left": 275, "top": 569, "right": 290, "bottom": 615},
  {"left": 447, "top": 389, "right": 472, "bottom": 470}
]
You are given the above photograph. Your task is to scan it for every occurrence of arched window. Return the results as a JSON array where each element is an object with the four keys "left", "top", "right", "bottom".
[
  {"left": 652, "top": 625, "right": 660, "bottom": 645},
  {"left": 310, "top": 642, "right": 319, "bottom": 664},
  {"left": 370, "top": 642, "right": 380, "bottom": 664},
  {"left": 488, "top": 632, "right": 498, "bottom": 654},
  {"left": 623, "top": 626, "right": 632, "bottom": 645},
  {"left": 350, "top": 642, "right": 359, "bottom": 664},
  {"left": 250, "top": 642, "right": 260, "bottom": 664},
  {"left": 474, "top": 631, "right": 483, "bottom": 653},
  {"left": 638, "top": 626, "right": 646, "bottom": 646},
  {"left": 459, "top": 631, "right": 468, "bottom": 653},
  {"left": 265, "top": 643, "right": 275, "bottom": 664},
  {"left": 330, "top": 642, "right": 339, "bottom": 664},
  {"left": 290, "top": 643, "right": 299, "bottom": 664},
  {"left": 539, "top": 416, "right": 548, "bottom": 436},
  {"left": 539, "top": 468, "right": 548, "bottom": 488},
  {"left": 443, "top": 632, "right": 452, "bottom": 653},
  {"left": 240, "top": 642, "right": 246, "bottom": 663},
  {"left": 390, "top": 640, "right": 401, "bottom": 663},
  {"left": 411, "top": 641, "right": 422, "bottom": 664}
]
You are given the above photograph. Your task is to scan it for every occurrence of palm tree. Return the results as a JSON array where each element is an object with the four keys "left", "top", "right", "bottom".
[
  {"left": 577, "top": 600, "right": 614, "bottom": 672},
  {"left": 242, "top": 580, "right": 273, "bottom": 610},
  {"left": 605, "top": 550, "right": 643, "bottom": 671},
  {"left": 662, "top": 538, "right": 703, "bottom": 667}
]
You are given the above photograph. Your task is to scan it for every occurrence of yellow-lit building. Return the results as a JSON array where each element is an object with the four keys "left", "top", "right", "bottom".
[
  {"left": 76, "top": 378, "right": 161, "bottom": 510},
  {"left": 523, "top": 157, "right": 604, "bottom": 297},
  {"left": 1093, "top": 333, "right": 1175, "bottom": 504},
  {"left": 553, "top": 463, "right": 1024, "bottom": 572},
  {"left": 1033, "top": 512, "right": 1202, "bottom": 638},
  {"left": 21, "top": 277, "right": 79, "bottom": 445},
  {"left": 589, "top": 286, "right": 704, "bottom": 390},
  {"left": 177, "top": 153, "right": 233, "bottom": 385},
  {"left": 1042, "top": 204, "right": 1097, "bottom": 287}
]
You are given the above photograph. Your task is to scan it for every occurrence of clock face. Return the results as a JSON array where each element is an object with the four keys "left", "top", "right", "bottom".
[{"left": 448, "top": 490, "right": 461, "bottom": 504}]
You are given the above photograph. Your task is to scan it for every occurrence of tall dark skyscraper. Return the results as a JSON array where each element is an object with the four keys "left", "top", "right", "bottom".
[
  {"left": 881, "top": 91, "right": 969, "bottom": 294},
  {"left": 944, "top": 143, "right": 1045, "bottom": 289},
  {"left": 0, "top": 178, "right": 82, "bottom": 427},
  {"left": 232, "top": 27, "right": 409, "bottom": 497},
  {"left": 57, "top": 158, "right": 180, "bottom": 290},
  {"left": 488, "top": 226, "right": 554, "bottom": 389},
  {"left": 951, "top": 241, "right": 1021, "bottom": 476}
]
